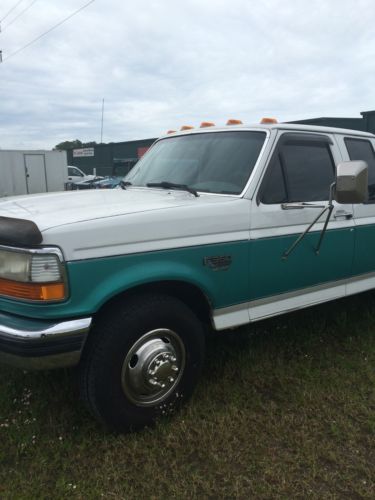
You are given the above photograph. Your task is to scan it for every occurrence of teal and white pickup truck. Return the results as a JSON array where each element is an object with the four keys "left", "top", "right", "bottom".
[{"left": 0, "top": 119, "right": 372, "bottom": 431}]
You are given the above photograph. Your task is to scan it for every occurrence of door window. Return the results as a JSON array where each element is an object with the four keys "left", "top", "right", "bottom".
[{"left": 261, "top": 135, "right": 335, "bottom": 203}]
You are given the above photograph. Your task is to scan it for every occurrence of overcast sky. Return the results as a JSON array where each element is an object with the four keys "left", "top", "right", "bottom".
[{"left": 0, "top": 0, "right": 374, "bottom": 149}]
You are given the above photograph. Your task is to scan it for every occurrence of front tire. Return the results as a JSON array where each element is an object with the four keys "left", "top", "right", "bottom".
[{"left": 79, "top": 293, "right": 205, "bottom": 432}]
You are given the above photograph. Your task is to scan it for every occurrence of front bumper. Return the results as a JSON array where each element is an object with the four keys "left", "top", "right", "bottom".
[{"left": 0, "top": 311, "right": 92, "bottom": 370}]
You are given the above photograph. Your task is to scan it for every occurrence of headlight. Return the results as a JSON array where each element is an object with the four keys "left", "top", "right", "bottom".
[
  {"left": 0, "top": 250, "right": 30, "bottom": 282},
  {"left": 0, "top": 247, "right": 67, "bottom": 302}
]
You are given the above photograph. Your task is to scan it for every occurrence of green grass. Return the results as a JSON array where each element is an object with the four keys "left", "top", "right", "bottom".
[{"left": 0, "top": 292, "right": 374, "bottom": 499}]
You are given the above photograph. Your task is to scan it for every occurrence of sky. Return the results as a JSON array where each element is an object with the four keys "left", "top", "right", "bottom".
[{"left": 0, "top": 0, "right": 374, "bottom": 149}]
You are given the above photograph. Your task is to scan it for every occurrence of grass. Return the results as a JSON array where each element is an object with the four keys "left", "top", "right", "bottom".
[{"left": 0, "top": 292, "right": 374, "bottom": 499}]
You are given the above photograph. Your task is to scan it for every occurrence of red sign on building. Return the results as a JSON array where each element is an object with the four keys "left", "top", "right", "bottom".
[{"left": 137, "top": 147, "right": 150, "bottom": 158}]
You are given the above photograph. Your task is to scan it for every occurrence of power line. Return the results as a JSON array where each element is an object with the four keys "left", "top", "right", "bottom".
[
  {"left": 1, "top": 0, "right": 38, "bottom": 33},
  {"left": 1, "top": 0, "right": 95, "bottom": 62},
  {"left": 0, "top": 0, "right": 25, "bottom": 23}
]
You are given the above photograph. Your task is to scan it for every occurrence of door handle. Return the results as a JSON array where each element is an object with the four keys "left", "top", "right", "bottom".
[
  {"left": 334, "top": 210, "right": 353, "bottom": 220},
  {"left": 281, "top": 202, "right": 325, "bottom": 210}
]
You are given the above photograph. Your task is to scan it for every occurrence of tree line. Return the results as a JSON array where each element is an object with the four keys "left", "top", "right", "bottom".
[{"left": 54, "top": 140, "right": 98, "bottom": 151}]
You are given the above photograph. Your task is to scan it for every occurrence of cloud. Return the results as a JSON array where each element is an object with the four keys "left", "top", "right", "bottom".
[{"left": 0, "top": 0, "right": 374, "bottom": 149}]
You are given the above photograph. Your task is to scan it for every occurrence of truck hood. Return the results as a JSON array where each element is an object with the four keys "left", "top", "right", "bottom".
[
  {"left": 0, "top": 188, "right": 230, "bottom": 232},
  {"left": 0, "top": 188, "right": 250, "bottom": 261}
]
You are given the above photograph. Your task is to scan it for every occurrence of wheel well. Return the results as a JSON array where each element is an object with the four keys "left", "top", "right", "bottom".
[{"left": 96, "top": 281, "right": 213, "bottom": 327}]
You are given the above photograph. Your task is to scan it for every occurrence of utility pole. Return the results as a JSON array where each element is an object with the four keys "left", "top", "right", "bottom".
[{"left": 100, "top": 98, "right": 104, "bottom": 143}]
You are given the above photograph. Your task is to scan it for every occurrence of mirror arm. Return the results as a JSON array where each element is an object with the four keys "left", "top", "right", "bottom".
[
  {"left": 282, "top": 182, "right": 336, "bottom": 260},
  {"left": 314, "top": 182, "right": 336, "bottom": 255},
  {"left": 328, "top": 180, "right": 336, "bottom": 207}
]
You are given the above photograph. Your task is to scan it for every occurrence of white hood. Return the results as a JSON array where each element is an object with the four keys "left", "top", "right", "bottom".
[
  {"left": 0, "top": 188, "right": 249, "bottom": 260},
  {"left": 0, "top": 188, "right": 208, "bottom": 231}
]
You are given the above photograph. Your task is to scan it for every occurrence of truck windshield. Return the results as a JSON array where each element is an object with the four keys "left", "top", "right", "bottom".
[{"left": 124, "top": 131, "right": 266, "bottom": 195}]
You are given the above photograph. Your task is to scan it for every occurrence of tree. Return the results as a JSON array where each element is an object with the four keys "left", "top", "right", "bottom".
[
  {"left": 54, "top": 140, "right": 98, "bottom": 151},
  {"left": 54, "top": 139, "right": 82, "bottom": 151}
]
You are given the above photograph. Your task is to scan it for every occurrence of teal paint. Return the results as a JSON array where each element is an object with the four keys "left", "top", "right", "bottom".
[
  {"left": 249, "top": 227, "right": 355, "bottom": 300},
  {"left": 0, "top": 241, "right": 249, "bottom": 320},
  {"left": 352, "top": 223, "right": 375, "bottom": 276},
  {"left": 0, "top": 226, "right": 369, "bottom": 322}
]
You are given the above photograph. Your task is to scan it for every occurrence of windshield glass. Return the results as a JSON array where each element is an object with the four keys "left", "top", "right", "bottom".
[{"left": 124, "top": 131, "right": 266, "bottom": 195}]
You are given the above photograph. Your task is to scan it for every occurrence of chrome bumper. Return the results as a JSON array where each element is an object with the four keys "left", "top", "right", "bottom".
[{"left": 0, "top": 311, "right": 92, "bottom": 370}]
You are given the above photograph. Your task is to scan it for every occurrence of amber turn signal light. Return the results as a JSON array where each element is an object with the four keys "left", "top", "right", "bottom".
[{"left": 0, "top": 278, "right": 66, "bottom": 301}]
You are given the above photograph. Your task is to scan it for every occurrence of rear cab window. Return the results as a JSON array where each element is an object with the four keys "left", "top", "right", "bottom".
[{"left": 344, "top": 138, "right": 375, "bottom": 202}]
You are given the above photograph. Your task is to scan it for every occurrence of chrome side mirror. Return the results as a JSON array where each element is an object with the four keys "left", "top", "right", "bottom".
[{"left": 335, "top": 160, "right": 368, "bottom": 204}]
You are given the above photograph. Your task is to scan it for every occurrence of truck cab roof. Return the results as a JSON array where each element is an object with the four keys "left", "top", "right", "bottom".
[{"left": 161, "top": 122, "right": 375, "bottom": 139}]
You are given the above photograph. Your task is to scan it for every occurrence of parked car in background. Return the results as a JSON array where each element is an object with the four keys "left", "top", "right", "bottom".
[
  {"left": 67, "top": 166, "right": 96, "bottom": 183},
  {"left": 68, "top": 177, "right": 102, "bottom": 190},
  {"left": 94, "top": 176, "right": 123, "bottom": 189},
  {"left": 68, "top": 176, "right": 122, "bottom": 190}
]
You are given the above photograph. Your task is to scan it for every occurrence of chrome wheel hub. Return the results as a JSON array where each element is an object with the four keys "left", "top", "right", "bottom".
[
  {"left": 147, "top": 351, "right": 179, "bottom": 388},
  {"left": 121, "top": 329, "right": 185, "bottom": 406}
]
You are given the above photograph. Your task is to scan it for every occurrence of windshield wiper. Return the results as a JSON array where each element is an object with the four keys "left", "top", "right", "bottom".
[
  {"left": 146, "top": 181, "right": 199, "bottom": 197},
  {"left": 120, "top": 180, "right": 132, "bottom": 190}
]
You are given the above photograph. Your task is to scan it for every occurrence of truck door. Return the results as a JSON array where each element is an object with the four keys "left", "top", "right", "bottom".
[
  {"left": 248, "top": 131, "right": 355, "bottom": 321},
  {"left": 336, "top": 134, "right": 375, "bottom": 295},
  {"left": 24, "top": 154, "right": 47, "bottom": 194}
]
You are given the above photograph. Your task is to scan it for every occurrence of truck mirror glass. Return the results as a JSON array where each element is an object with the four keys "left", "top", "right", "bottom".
[{"left": 334, "top": 160, "right": 368, "bottom": 204}]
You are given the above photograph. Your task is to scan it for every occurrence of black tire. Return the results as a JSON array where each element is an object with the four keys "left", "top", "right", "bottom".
[{"left": 79, "top": 293, "right": 205, "bottom": 432}]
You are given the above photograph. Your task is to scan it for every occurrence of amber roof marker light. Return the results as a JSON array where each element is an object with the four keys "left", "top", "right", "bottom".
[
  {"left": 167, "top": 130, "right": 177, "bottom": 134},
  {"left": 180, "top": 125, "right": 194, "bottom": 131},
  {"left": 260, "top": 117, "right": 278, "bottom": 124},
  {"left": 226, "top": 119, "right": 243, "bottom": 125},
  {"left": 200, "top": 121, "right": 215, "bottom": 128}
]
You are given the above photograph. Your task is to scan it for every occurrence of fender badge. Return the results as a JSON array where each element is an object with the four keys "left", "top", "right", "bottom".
[{"left": 203, "top": 255, "right": 232, "bottom": 271}]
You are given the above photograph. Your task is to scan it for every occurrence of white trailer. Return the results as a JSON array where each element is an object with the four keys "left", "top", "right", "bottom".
[{"left": 0, "top": 149, "right": 68, "bottom": 197}]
